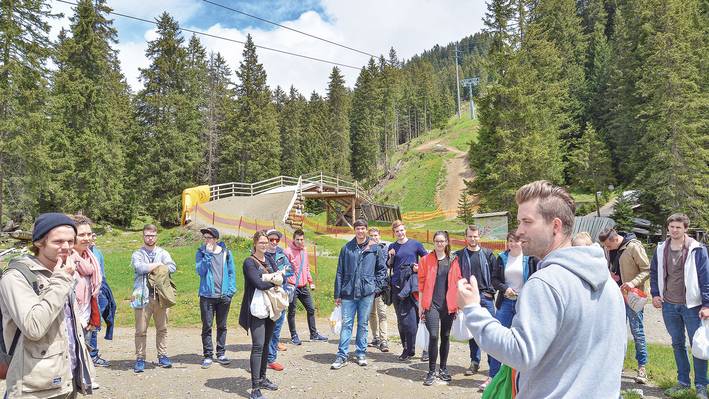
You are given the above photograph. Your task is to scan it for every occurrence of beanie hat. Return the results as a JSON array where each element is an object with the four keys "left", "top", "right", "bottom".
[{"left": 32, "top": 213, "right": 77, "bottom": 242}]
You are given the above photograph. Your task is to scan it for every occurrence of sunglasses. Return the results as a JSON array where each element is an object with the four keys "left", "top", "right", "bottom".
[{"left": 269, "top": 238, "right": 280, "bottom": 243}]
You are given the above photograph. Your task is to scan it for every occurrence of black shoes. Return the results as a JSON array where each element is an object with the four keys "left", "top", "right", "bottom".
[
  {"left": 259, "top": 378, "right": 278, "bottom": 391},
  {"left": 423, "top": 371, "right": 436, "bottom": 386}
]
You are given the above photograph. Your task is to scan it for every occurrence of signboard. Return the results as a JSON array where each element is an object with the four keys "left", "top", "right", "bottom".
[{"left": 461, "top": 77, "right": 480, "bottom": 86}]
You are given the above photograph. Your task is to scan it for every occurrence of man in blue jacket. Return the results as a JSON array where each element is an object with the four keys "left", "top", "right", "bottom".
[
  {"left": 331, "top": 219, "right": 387, "bottom": 370},
  {"left": 650, "top": 213, "right": 709, "bottom": 399},
  {"left": 196, "top": 227, "right": 237, "bottom": 369},
  {"left": 264, "top": 229, "right": 293, "bottom": 372}
]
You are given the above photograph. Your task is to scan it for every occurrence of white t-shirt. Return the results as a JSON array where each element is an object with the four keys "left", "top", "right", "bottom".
[{"left": 505, "top": 254, "right": 524, "bottom": 293}]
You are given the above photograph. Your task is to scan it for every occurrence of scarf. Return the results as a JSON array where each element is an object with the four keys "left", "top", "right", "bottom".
[{"left": 70, "top": 249, "right": 103, "bottom": 306}]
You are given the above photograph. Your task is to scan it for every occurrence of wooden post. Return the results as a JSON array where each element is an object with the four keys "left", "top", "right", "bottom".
[
  {"left": 427, "top": 229, "right": 430, "bottom": 244},
  {"left": 351, "top": 197, "right": 356, "bottom": 224},
  {"left": 212, "top": 212, "right": 215, "bottom": 224},
  {"left": 238, "top": 216, "right": 243, "bottom": 236}
]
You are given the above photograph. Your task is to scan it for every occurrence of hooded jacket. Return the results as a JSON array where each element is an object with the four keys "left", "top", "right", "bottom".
[
  {"left": 650, "top": 236, "right": 709, "bottom": 307},
  {"left": 607, "top": 232, "right": 650, "bottom": 291},
  {"left": 196, "top": 242, "right": 237, "bottom": 298},
  {"left": 463, "top": 245, "right": 625, "bottom": 399},
  {"left": 334, "top": 237, "right": 387, "bottom": 300},
  {"left": 0, "top": 255, "right": 95, "bottom": 398}
]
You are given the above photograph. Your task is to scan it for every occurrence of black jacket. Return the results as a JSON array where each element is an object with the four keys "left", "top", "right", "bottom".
[
  {"left": 238, "top": 256, "right": 276, "bottom": 331},
  {"left": 453, "top": 247, "right": 498, "bottom": 296}
]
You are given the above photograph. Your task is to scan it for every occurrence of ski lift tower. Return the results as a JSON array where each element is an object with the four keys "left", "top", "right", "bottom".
[{"left": 461, "top": 77, "right": 480, "bottom": 119}]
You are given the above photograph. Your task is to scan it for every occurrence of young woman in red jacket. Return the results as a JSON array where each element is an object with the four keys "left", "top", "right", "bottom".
[{"left": 418, "top": 231, "right": 462, "bottom": 386}]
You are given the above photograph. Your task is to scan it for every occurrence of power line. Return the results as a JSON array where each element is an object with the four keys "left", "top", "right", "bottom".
[
  {"left": 53, "top": 0, "right": 362, "bottom": 70},
  {"left": 201, "top": 0, "right": 379, "bottom": 59}
]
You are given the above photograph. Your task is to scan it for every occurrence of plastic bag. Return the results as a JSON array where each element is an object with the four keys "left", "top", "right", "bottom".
[
  {"left": 415, "top": 320, "right": 429, "bottom": 352},
  {"left": 693, "top": 319, "right": 709, "bottom": 360},
  {"left": 452, "top": 311, "right": 475, "bottom": 341},
  {"left": 329, "top": 306, "right": 342, "bottom": 336},
  {"left": 482, "top": 364, "right": 517, "bottom": 399},
  {"left": 624, "top": 288, "right": 648, "bottom": 313},
  {"left": 249, "top": 289, "right": 269, "bottom": 319}
]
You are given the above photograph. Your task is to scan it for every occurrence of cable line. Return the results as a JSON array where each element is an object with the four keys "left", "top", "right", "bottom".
[
  {"left": 54, "top": 0, "right": 362, "bottom": 70},
  {"left": 201, "top": 0, "right": 378, "bottom": 59}
]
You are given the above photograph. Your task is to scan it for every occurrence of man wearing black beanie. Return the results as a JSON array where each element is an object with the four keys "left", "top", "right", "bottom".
[{"left": 0, "top": 212, "right": 95, "bottom": 397}]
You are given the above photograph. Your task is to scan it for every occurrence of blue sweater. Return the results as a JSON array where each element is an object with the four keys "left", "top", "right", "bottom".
[{"left": 196, "top": 242, "right": 237, "bottom": 298}]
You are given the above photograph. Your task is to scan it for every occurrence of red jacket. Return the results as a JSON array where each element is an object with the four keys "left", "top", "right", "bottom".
[{"left": 418, "top": 252, "right": 462, "bottom": 314}]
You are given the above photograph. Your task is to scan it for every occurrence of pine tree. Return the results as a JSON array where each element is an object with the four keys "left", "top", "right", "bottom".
[
  {"left": 220, "top": 34, "right": 279, "bottom": 183},
  {"left": 325, "top": 67, "right": 351, "bottom": 177},
  {"left": 457, "top": 191, "right": 475, "bottom": 225},
  {"left": 203, "top": 52, "right": 234, "bottom": 184},
  {"left": 0, "top": 0, "right": 56, "bottom": 221},
  {"left": 185, "top": 35, "right": 210, "bottom": 184},
  {"left": 350, "top": 59, "right": 381, "bottom": 181},
  {"left": 303, "top": 91, "right": 329, "bottom": 174},
  {"left": 49, "top": 0, "right": 134, "bottom": 223},
  {"left": 611, "top": 195, "right": 635, "bottom": 232},
  {"left": 132, "top": 12, "right": 201, "bottom": 224},
  {"left": 278, "top": 86, "right": 307, "bottom": 175},
  {"left": 566, "top": 123, "right": 615, "bottom": 193}
]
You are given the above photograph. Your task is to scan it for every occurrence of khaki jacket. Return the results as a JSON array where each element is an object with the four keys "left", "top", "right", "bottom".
[
  {"left": 618, "top": 239, "right": 651, "bottom": 292},
  {"left": 0, "top": 255, "right": 94, "bottom": 398}
]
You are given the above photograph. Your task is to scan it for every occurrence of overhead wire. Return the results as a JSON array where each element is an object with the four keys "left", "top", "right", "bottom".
[
  {"left": 200, "top": 0, "right": 379, "bottom": 59},
  {"left": 53, "top": 0, "right": 363, "bottom": 70}
]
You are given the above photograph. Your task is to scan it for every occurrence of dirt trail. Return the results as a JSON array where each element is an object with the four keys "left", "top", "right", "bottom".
[{"left": 415, "top": 140, "right": 473, "bottom": 217}]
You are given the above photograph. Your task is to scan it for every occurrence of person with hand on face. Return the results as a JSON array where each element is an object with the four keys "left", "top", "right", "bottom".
[
  {"left": 331, "top": 219, "right": 387, "bottom": 370},
  {"left": 196, "top": 227, "right": 236, "bottom": 369},
  {"left": 0, "top": 213, "right": 95, "bottom": 398},
  {"left": 485, "top": 232, "right": 540, "bottom": 388},
  {"left": 388, "top": 220, "right": 428, "bottom": 361},
  {"left": 456, "top": 180, "right": 626, "bottom": 399},
  {"left": 453, "top": 225, "right": 497, "bottom": 378},
  {"left": 284, "top": 229, "right": 328, "bottom": 345},
  {"left": 367, "top": 227, "right": 390, "bottom": 353},
  {"left": 239, "top": 231, "right": 284, "bottom": 399},
  {"left": 650, "top": 214, "right": 709, "bottom": 399},
  {"left": 130, "top": 224, "right": 177, "bottom": 373},
  {"left": 417, "top": 231, "right": 462, "bottom": 386}
]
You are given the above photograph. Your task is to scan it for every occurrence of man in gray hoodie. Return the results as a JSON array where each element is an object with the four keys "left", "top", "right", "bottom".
[{"left": 457, "top": 180, "right": 626, "bottom": 399}]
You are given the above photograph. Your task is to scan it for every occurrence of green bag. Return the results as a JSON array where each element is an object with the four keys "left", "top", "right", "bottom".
[{"left": 482, "top": 364, "right": 514, "bottom": 399}]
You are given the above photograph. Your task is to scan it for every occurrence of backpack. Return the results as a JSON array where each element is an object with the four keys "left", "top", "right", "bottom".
[{"left": 0, "top": 262, "right": 40, "bottom": 379}]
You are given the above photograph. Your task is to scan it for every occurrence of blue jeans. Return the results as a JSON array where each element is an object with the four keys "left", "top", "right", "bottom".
[
  {"left": 268, "top": 311, "right": 286, "bottom": 363},
  {"left": 469, "top": 296, "right": 496, "bottom": 364},
  {"left": 626, "top": 303, "right": 648, "bottom": 367},
  {"left": 337, "top": 295, "right": 374, "bottom": 359},
  {"left": 489, "top": 297, "right": 516, "bottom": 377},
  {"left": 662, "top": 302, "right": 708, "bottom": 388}
]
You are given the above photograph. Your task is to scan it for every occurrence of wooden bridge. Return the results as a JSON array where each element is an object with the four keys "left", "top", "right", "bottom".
[{"left": 184, "top": 172, "right": 401, "bottom": 229}]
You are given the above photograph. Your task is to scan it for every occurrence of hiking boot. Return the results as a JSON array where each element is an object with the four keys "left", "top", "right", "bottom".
[
  {"left": 438, "top": 368, "right": 452, "bottom": 382},
  {"left": 423, "top": 371, "right": 436, "bottom": 386},
  {"left": 331, "top": 357, "right": 347, "bottom": 370},
  {"left": 698, "top": 386, "right": 708, "bottom": 399},
  {"left": 663, "top": 384, "right": 690, "bottom": 397},
  {"left": 379, "top": 341, "right": 390, "bottom": 353},
  {"left": 157, "top": 355, "right": 172, "bottom": 368},
  {"left": 356, "top": 355, "right": 367, "bottom": 366},
  {"left": 398, "top": 352, "right": 412, "bottom": 361},
  {"left": 216, "top": 355, "right": 231, "bottom": 365},
  {"left": 259, "top": 377, "right": 278, "bottom": 391},
  {"left": 201, "top": 357, "right": 213, "bottom": 369},
  {"left": 421, "top": 351, "right": 429, "bottom": 362},
  {"left": 478, "top": 377, "right": 491, "bottom": 392},
  {"left": 277, "top": 343, "right": 287, "bottom": 351},
  {"left": 250, "top": 388, "right": 265, "bottom": 399},
  {"left": 464, "top": 361, "right": 479, "bottom": 376},
  {"left": 291, "top": 335, "right": 302, "bottom": 345},
  {"left": 634, "top": 366, "right": 647, "bottom": 384},
  {"left": 133, "top": 358, "right": 145, "bottom": 373},
  {"left": 368, "top": 338, "right": 381, "bottom": 348},
  {"left": 267, "top": 362, "right": 284, "bottom": 371},
  {"left": 310, "top": 332, "right": 328, "bottom": 342},
  {"left": 92, "top": 357, "right": 110, "bottom": 368}
]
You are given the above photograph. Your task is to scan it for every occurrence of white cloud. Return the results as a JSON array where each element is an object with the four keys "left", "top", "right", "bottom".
[{"left": 49, "top": 0, "right": 486, "bottom": 95}]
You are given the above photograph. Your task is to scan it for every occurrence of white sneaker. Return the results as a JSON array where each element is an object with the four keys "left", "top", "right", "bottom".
[{"left": 92, "top": 381, "right": 100, "bottom": 390}]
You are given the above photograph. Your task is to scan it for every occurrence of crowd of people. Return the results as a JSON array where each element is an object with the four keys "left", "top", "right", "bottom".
[{"left": 0, "top": 180, "right": 707, "bottom": 399}]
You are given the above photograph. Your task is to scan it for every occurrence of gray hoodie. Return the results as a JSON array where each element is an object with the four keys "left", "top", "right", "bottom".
[{"left": 463, "top": 245, "right": 625, "bottom": 399}]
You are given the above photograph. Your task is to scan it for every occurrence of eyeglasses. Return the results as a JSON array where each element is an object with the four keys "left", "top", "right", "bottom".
[
  {"left": 256, "top": 241, "right": 269, "bottom": 246},
  {"left": 144, "top": 234, "right": 157, "bottom": 238},
  {"left": 434, "top": 240, "right": 447, "bottom": 244},
  {"left": 203, "top": 235, "right": 215, "bottom": 240},
  {"left": 269, "top": 238, "right": 280, "bottom": 243}
]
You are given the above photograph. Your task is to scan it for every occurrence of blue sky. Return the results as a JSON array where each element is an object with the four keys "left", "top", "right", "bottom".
[{"left": 50, "top": 0, "right": 486, "bottom": 94}]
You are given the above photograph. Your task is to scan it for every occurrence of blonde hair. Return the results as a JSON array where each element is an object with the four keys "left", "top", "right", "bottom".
[
  {"left": 516, "top": 180, "right": 576, "bottom": 237},
  {"left": 572, "top": 232, "right": 593, "bottom": 246}
]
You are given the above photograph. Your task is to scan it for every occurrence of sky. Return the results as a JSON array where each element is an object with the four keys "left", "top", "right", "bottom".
[{"left": 49, "top": 0, "right": 486, "bottom": 95}]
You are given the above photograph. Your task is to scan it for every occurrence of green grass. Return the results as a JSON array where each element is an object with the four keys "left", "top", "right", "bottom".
[
  {"left": 377, "top": 151, "right": 447, "bottom": 212},
  {"left": 624, "top": 341, "right": 700, "bottom": 399}
]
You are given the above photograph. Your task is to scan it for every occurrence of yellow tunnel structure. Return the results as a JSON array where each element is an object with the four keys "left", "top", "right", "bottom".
[{"left": 181, "top": 185, "right": 210, "bottom": 225}]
